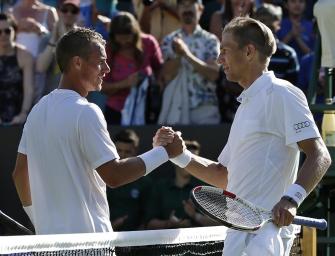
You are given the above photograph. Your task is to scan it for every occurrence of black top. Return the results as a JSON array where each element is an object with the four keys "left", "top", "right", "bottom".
[{"left": 0, "top": 48, "right": 23, "bottom": 123}]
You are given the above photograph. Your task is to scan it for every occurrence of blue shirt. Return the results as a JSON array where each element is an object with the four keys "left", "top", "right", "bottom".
[{"left": 277, "top": 18, "right": 315, "bottom": 62}]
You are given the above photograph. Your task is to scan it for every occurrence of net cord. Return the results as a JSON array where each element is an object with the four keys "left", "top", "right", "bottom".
[{"left": 0, "top": 226, "right": 228, "bottom": 254}]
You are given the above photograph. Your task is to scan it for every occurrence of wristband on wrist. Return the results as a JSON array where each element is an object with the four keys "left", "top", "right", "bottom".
[
  {"left": 170, "top": 149, "right": 193, "bottom": 168},
  {"left": 283, "top": 183, "right": 307, "bottom": 207},
  {"left": 138, "top": 146, "right": 169, "bottom": 176},
  {"left": 23, "top": 205, "right": 34, "bottom": 225},
  {"left": 281, "top": 195, "right": 298, "bottom": 207}
]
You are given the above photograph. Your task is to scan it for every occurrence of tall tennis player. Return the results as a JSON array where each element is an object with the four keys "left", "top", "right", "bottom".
[
  {"left": 154, "top": 17, "right": 331, "bottom": 256},
  {"left": 12, "top": 28, "right": 183, "bottom": 235}
]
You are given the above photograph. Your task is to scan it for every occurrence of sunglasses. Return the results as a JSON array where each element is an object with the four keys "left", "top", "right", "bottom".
[
  {"left": 0, "top": 28, "right": 11, "bottom": 35},
  {"left": 60, "top": 7, "right": 80, "bottom": 15}
]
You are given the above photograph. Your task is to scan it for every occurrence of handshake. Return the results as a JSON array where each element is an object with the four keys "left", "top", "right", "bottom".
[
  {"left": 153, "top": 126, "right": 186, "bottom": 159},
  {"left": 138, "top": 126, "right": 193, "bottom": 176}
]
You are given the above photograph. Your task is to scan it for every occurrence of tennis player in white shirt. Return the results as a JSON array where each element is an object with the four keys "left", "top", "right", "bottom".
[
  {"left": 12, "top": 28, "right": 181, "bottom": 235},
  {"left": 154, "top": 17, "right": 331, "bottom": 256}
]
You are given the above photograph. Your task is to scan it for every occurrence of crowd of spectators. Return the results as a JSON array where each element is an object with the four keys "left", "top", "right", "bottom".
[{"left": 0, "top": 0, "right": 322, "bottom": 126}]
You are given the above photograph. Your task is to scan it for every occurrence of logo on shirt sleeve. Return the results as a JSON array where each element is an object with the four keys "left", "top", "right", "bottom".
[{"left": 293, "top": 121, "right": 311, "bottom": 133}]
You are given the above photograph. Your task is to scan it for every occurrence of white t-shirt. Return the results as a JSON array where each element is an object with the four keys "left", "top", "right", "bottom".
[
  {"left": 218, "top": 71, "right": 320, "bottom": 210},
  {"left": 18, "top": 89, "right": 119, "bottom": 234}
]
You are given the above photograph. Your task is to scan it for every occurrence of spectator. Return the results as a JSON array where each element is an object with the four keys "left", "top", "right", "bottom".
[
  {"left": 8, "top": 0, "right": 58, "bottom": 101},
  {"left": 158, "top": 0, "right": 220, "bottom": 125},
  {"left": 8, "top": 0, "right": 58, "bottom": 58},
  {"left": 36, "top": 0, "right": 80, "bottom": 95},
  {"left": 134, "top": 0, "right": 181, "bottom": 43},
  {"left": 277, "top": 0, "right": 314, "bottom": 62},
  {"left": 107, "top": 129, "right": 153, "bottom": 231},
  {"left": 0, "top": 13, "right": 34, "bottom": 125},
  {"left": 254, "top": 3, "right": 299, "bottom": 84},
  {"left": 102, "top": 12, "right": 163, "bottom": 125},
  {"left": 146, "top": 140, "right": 216, "bottom": 229},
  {"left": 209, "top": 0, "right": 255, "bottom": 40}
]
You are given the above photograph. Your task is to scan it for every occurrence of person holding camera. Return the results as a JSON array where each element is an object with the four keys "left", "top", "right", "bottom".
[
  {"left": 101, "top": 12, "right": 163, "bottom": 125},
  {"left": 134, "top": 0, "right": 181, "bottom": 43}
]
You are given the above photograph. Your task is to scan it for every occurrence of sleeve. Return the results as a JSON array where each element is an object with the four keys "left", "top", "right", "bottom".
[
  {"left": 17, "top": 124, "right": 27, "bottom": 155},
  {"left": 18, "top": 124, "right": 28, "bottom": 154},
  {"left": 217, "top": 142, "right": 230, "bottom": 167},
  {"left": 282, "top": 87, "right": 321, "bottom": 147},
  {"left": 78, "top": 104, "right": 119, "bottom": 170}
]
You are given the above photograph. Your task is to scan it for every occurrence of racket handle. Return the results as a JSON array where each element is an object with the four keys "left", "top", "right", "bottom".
[{"left": 293, "top": 216, "right": 327, "bottom": 230}]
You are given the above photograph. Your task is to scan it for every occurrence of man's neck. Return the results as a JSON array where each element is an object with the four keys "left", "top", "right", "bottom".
[
  {"left": 239, "top": 68, "right": 267, "bottom": 89},
  {"left": 59, "top": 75, "right": 87, "bottom": 97}
]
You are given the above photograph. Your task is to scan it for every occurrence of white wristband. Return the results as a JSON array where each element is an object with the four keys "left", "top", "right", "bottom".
[
  {"left": 138, "top": 146, "right": 169, "bottom": 176},
  {"left": 23, "top": 205, "right": 34, "bottom": 225},
  {"left": 170, "top": 149, "right": 193, "bottom": 168},
  {"left": 284, "top": 183, "right": 307, "bottom": 207}
]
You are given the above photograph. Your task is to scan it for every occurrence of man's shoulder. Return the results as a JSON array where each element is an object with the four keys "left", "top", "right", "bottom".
[{"left": 270, "top": 76, "right": 305, "bottom": 100}]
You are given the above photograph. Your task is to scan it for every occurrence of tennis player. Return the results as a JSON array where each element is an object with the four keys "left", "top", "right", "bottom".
[
  {"left": 154, "top": 17, "right": 331, "bottom": 256},
  {"left": 12, "top": 28, "right": 182, "bottom": 235}
]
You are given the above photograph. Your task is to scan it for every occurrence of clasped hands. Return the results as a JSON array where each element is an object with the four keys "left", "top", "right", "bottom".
[{"left": 153, "top": 126, "right": 185, "bottom": 158}]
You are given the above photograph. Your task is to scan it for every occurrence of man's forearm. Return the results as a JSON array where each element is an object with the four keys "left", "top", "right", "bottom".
[
  {"left": 12, "top": 154, "right": 32, "bottom": 206},
  {"left": 296, "top": 139, "right": 331, "bottom": 193},
  {"left": 183, "top": 53, "right": 219, "bottom": 81}
]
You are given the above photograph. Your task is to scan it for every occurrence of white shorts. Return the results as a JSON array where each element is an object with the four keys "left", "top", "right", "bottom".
[{"left": 223, "top": 223, "right": 284, "bottom": 256}]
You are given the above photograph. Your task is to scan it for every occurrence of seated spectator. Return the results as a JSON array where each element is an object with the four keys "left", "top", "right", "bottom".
[
  {"left": 102, "top": 12, "right": 163, "bottom": 125},
  {"left": 158, "top": 0, "right": 220, "bottom": 125},
  {"left": 8, "top": 0, "right": 58, "bottom": 102},
  {"left": 145, "top": 140, "right": 217, "bottom": 229},
  {"left": 277, "top": 0, "right": 314, "bottom": 62},
  {"left": 8, "top": 0, "right": 58, "bottom": 58},
  {"left": 0, "top": 13, "right": 34, "bottom": 125},
  {"left": 254, "top": 3, "right": 299, "bottom": 84},
  {"left": 209, "top": 0, "right": 255, "bottom": 40},
  {"left": 134, "top": 0, "right": 181, "bottom": 43},
  {"left": 36, "top": 0, "right": 80, "bottom": 95},
  {"left": 107, "top": 129, "right": 153, "bottom": 231}
]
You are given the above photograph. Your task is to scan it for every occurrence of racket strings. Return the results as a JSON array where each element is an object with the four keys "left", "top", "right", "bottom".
[{"left": 195, "top": 187, "right": 263, "bottom": 229}]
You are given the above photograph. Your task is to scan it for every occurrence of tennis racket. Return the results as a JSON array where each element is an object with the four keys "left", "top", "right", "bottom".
[
  {"left": 191, "top": 186, "right": 327, "bottom": 231},
  {"left": 0, "top": 210, "right": 34, "bottom": 235}
]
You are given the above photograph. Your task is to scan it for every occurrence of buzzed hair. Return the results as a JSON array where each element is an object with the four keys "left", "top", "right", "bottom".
[
  {"left": 254, "top": 3, "right": 283, "bottom": 33},
  {"left": 223, "top": 17, "right": 277, "bottom": 64},
  {"left": 56, "top": 27, "right": 106, "bottom": 73},
  {"left": 114, "top": 129, "right": 140, "bottom": 148}
]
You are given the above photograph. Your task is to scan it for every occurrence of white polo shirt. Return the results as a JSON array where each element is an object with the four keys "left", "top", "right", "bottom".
[
  {"left": 218, "top": 71, "right": 320, "bottom": 210},
  {"left": 18, "top": 89, "right": 119, "bottom": 234}
]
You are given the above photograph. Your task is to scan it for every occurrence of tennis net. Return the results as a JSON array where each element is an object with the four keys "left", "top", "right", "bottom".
[{"left": 0, "top": 225, "right": 302, "bottom": 256}]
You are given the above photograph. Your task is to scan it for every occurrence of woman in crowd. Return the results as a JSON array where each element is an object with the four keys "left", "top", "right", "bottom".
[
  {"left": 209, "top": 0, "right": 255, "bottom": 40},
  {"left": 0, "top": 13, "right": 34, "bottom": 125},
  {"left": 102, "top": 12, "right": 163, "bottom": 125}
]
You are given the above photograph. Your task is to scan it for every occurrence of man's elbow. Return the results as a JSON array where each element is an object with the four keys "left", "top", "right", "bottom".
[{"left": 323, "top": 149, "right": 332, "bottom": 170}]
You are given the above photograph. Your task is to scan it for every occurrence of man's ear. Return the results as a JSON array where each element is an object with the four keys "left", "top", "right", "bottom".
[
  {"left": 245, "top": 44, "right": 257, "bottom": 61},
  {"left": 72, "top": 56, "right": 82, "bottom": 71}
]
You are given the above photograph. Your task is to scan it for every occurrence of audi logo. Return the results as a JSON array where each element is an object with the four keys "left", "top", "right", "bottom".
[{"left": 294, "top": 121, "right": 311, "bottom": 131}]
